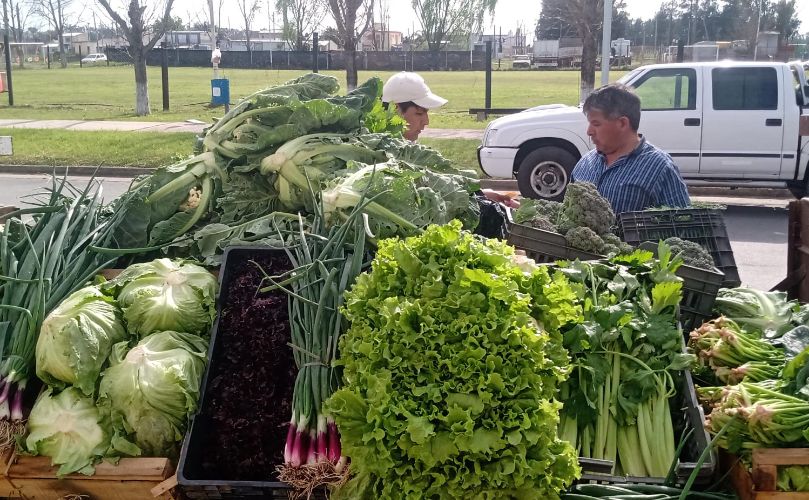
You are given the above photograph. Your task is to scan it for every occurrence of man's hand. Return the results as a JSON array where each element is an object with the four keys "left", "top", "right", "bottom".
[{"left": 481, "top": 189, "right": 520, "bottom": 209}]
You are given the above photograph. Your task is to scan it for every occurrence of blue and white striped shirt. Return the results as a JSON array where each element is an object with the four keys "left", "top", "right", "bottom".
[{"left": 571, "top": 138, "right": 690, "bottom": 214}]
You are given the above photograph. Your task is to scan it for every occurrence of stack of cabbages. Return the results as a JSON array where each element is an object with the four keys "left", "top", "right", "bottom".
[{"left": 26, "top": 258, "right": 216, "bottom": 476}]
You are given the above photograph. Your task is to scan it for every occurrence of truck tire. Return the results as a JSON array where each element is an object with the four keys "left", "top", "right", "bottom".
[{"left": 516, "top": 146, "right": 577, "bottom": 201}]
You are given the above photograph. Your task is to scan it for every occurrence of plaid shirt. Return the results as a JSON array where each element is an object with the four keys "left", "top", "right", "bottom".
[{"left": 571, "top": 138, "right": 690, "bottom": 214}]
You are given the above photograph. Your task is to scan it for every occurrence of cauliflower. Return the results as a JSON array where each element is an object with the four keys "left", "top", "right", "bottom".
[
  {"left": 565, "top": 226, "right": 606, "bottom": 254},
  {"left": 178, "top": 186, "right": 203, "bottom": 211},
  {"left": 664, "top": 237, "right": 716, "bottom": 270},
  {"left": 556, "top": 182, "right": 615, "bottom": 236}
]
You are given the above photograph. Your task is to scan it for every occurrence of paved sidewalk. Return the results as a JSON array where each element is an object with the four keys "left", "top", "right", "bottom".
[{"left": 0, "top": 118, "right": 484, "bottom": 140}]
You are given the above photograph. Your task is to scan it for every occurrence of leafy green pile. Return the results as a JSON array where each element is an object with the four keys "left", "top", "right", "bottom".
[
  {"left": 325, "top": 222, "right": 580, "bottom": 499},
  {"left": 107, "top": 73, "right": 476, "bottom": 266},
  {"left": 555, "top": 243, "right": 694, "bottom": 478},
  {"left": 714, "top": 288, "right": 801, "bottom": 339}
]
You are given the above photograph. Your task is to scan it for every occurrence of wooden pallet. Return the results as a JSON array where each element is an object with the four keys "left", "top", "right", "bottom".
[
  {"left": 727, "top": 448, "right": 809, "bottom": 500},
  {"left": 0, "top": 451, "right": 178, "bottom": 500}
]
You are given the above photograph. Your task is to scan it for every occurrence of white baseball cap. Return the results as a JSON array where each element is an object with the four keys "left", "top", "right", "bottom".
[{"left": 382, "top": 72, "right": 447, "bottom": 109}]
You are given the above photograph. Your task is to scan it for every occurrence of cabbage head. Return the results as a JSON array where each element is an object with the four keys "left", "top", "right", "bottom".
[
  {"left": 25, "top": 387, "right": 111, "bottom": 476},
  {"left": 36, "top": 286, "right": 128, "bottom": 395},
  {"left": 102, "top": 258, "right": 217, "bottom": 337},
  {"left": 97, "top": 330, "right": 208, "bottom": 457}
]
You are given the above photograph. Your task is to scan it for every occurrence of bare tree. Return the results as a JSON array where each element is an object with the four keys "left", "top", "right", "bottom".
[
  {"left": 277, "top": 0, "right": 326, "bottom": 50},
  {"left": 539, "top": 0, "right": 603, "bottom": 100},
  {"left": 412, "top": 0, "right": 496, "bottom": 54},
  {"left": 237, "top": 0, "right": 261, "bottom": 59},
  {"left": 326, "top": 0, "right": 372, "bottom": 90},
  {"left": 33, "top": 0, "right": 73, "bottom": 68},
  {"left": 96, "top": 0, "right": 175, "bottom": 116}
]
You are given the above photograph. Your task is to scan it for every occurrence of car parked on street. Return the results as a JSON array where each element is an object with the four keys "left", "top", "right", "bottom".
[
  {"left": 81, "top": 53, "right": 107, "bottom": 65},
  {"left": 512, "top": 55, "right": 531, "bottom": 69}
]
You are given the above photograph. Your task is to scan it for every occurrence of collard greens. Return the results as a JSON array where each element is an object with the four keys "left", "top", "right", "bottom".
[{"left": 325, "top": 222, "right": 579, "bottom": 499}]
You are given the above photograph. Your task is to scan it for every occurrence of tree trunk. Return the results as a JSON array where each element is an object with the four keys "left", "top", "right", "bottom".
[
  {"left": 579, "top": 27, "right": 598, "bottom": 102},
  {"left": 345, "top": 46, "right": 358, "bottom": 90},
  {"left": 59, "top": 32, "right": 67, "bottom": 68},
  {"left": 133, "top": 53, "right": 150, "bottom": 115}
]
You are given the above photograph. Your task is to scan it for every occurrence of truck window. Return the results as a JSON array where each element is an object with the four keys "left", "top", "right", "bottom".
[
  {"left": 630, "top": 68, "right": 697, "bottom": 111},
  {"left": 712, "top": 67, "right": 778, "bottom": 110}
]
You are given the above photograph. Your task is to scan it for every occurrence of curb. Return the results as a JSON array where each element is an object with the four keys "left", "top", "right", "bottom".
[{"left": 0, "top": 165, "right": 153, "bottom": 178}]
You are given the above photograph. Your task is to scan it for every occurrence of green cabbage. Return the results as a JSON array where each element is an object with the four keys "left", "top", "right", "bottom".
[
  {"left": 24, "top": 387, "right": 111, "bottom": 476},
  {"left": 97, "top": 330, "right": 208, "bottom": 457},
  {"left": 102, "top": 258, "right": 217, "bottom": 337},
  {"left": 35, "top": 286, "right": 128, "bottom": 395}
]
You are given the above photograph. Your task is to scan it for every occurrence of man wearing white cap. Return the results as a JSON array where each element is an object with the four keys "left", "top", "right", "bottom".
[{"left": 382, "top": 72, "right": 448, "bottom": 142}]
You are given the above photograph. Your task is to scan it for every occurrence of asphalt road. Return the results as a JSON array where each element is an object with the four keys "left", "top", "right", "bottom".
[{"left": 0, "top": 174, "right": 789, "bottom": 291}]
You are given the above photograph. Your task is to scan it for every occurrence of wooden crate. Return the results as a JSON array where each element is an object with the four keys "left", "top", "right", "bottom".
[
  {"left": 727, "top": 448, "right": 809, "bottom": 500},
  {"left": 0, "top": 451, "right": 178, "bottom": 500}
]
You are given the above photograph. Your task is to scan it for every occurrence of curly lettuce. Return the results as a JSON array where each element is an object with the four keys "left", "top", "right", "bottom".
[{"left": 325, "top": 222, "right": 579, "bottom": 499}]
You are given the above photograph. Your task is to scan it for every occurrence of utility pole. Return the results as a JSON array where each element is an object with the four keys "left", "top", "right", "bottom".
[
  {"left": 601, "top": 0, "right": 613, "bottom": 86},
  {"left": 753, "top": 0, "right": 762, "bottom": 60},
  {"left": 92, "top": 10, "right": 98, "bottom": 51}
]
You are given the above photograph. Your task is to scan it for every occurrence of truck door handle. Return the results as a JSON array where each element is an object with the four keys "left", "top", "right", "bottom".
[
  {"left": 683, "top": 118, "right": 700, "bottom": 126},
  {"left": 765, "top": 119, "right": 782, "bottom": 126}
]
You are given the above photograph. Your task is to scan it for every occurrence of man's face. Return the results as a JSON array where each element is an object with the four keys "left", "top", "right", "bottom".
[
  {"left": 400, "top": 104, "right": 430, "bottom": 141},
  {"left": 585, "top": 109, "right": 630, "bottom": 155}
]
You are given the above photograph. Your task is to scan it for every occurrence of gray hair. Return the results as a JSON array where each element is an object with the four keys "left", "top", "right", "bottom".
[{"left": 582, "top": 83, "right": 641, "bottom": 131}]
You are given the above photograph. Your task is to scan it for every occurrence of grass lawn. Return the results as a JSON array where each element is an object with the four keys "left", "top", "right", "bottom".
[
  {"left": 0, "top": 127, "right": 481, "bottom": 172},
  {"left": 0, "top": 66, "right": 627, "bottom": 129}
]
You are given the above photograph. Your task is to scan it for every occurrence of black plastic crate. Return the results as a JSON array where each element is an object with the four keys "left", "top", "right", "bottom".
[
  {"left": 177, "top": 246, "right": 326, "bottom": 499},
  {"left": 617, "top": 208, "right": 741, "bottom": 287},
  {"left": 678, "top": 264, "right": 724, "bottom": 334},
  {"left": 578, "top": 370, "right": 715, "bottom": 486}
]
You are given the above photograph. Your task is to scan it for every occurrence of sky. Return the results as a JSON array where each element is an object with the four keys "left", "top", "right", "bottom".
[{"left": 114, "top": 0, "right": 809, "bottom": 40}]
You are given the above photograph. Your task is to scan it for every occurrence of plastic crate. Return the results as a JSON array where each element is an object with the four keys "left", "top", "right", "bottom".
[
  {"left": 177, "top": 246, "right": 326, "bottom": 499},
  {"left": 678, "top": 264, "right": 724, "bottom": 334},
  {"left": 617, "top": 208, "right": 741, "bottom": 287},
  {"left": 578, "top": 370, "right": 716, "bottom": 486},
  {"left": 636, "top": 241, "right": 724, "bottom": 334}
]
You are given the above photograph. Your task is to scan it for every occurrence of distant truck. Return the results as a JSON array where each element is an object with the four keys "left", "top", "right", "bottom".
[{"left": 478, "top": 61, "right": 809, "bottom": 200}]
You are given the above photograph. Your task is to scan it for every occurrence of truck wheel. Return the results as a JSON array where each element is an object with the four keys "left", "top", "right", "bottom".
[{"left": 516, "top": 146, "right": 577, "bottom": 201}]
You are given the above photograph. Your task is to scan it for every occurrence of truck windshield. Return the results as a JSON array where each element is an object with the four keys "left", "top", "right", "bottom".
[{"left": 617, "top": 68, "right": 643, "bottom": 86}]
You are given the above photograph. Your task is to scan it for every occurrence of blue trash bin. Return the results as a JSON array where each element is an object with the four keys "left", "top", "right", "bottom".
[{"left": 211, "top": 78, "right": 230, "bottom": 106}]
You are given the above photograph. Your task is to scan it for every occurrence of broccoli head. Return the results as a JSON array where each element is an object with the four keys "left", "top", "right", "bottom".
[
  {"left": 514, "top": 199, "right": 563, "bottom": 225},
  {"left": 556, "top": 182, "right": 615, "bottom": 236},
  {"left": 565, "top": 226, "right": 606, "bottom": 254},
  {"left": 601, "top": 233, "right": 622, "bottom": 246},
  {"left": 526, "top": 216, "right": 558, "bottom": 233},
  {"left": 664, "top": 237, "right": 716, "bottom": 270}
]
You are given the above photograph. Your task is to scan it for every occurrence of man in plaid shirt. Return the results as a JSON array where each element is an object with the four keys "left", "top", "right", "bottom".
[{"left": 571, "top": 84, "right": 690, "bottom": 214}]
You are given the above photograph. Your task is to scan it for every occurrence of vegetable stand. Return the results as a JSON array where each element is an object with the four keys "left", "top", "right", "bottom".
[{"left": 3, "top": 73, "right": 798, "bottom": 500}]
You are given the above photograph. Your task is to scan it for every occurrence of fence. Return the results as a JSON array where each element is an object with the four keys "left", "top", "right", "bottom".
[{"left": 104, "top": 47, "right": 490, "bottom": 71}]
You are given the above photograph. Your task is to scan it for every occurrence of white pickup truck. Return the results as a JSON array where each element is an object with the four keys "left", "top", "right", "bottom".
[{"left": 478, "top": 61, "right": 809, "bottom": 200}]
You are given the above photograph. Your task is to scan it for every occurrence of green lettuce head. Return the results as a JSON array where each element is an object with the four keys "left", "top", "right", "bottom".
[
  {"left": 97, "top": 330, "right": 208, "bottom": 457},
  {"left": 36, "top": 286, "right": 128, "bottom": 395},
  {"left": 24, "top": 387, "right": 112, "bottom": 477},
  {"left": 102, "top": 258, "right": 217, "bottom": 337}
]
